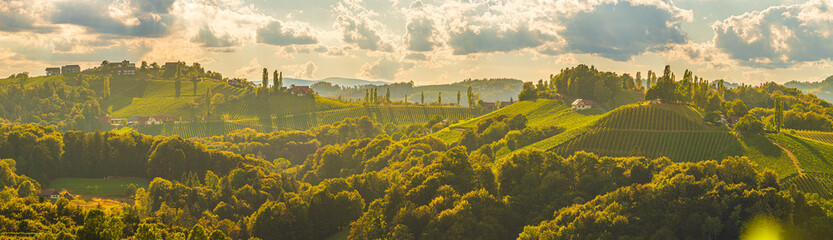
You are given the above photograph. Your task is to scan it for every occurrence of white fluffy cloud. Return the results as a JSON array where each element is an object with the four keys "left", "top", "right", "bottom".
[
  {"left": 556, "top": 0, "right": 692, "bottom": 61},
  {"left": 257, "top": 21, "right": 318, "bottom": 46},
  {"left": 333, "top": 0, "right": 393, "bottom": 52},
  {"left": 192, "top": 26, "right": 238, "bottom": 48},
  {"left": 712, "top": 0, "right": 833, "bottom": 68},
  {"left": 285, "top": 61, "right": 318, "bottom": 79},
  {"left": 234, "top": 58, "right": 262, "bottom": 79},
  {"left": 360, "top": 58, "right": 413, "bottom": 80}
]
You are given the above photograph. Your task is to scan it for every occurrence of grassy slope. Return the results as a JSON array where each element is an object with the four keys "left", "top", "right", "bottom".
[
  {"left": 791, "top": 130, "right": 833, "bottom": 145},
  {"left": 439, "top": 99, "right": 607, "bottom": 162},
  {"left": 769, "top": 133, "right": 833, "bottom": 174},
  {"left": 547, "top": 103, "right": 798, "bottom": 177},
  {"left": 553, "top": 104, "right": 737, "bottom": 161},
  {"left": 738, "top": 135, "right": 797, "bottom": 178}
]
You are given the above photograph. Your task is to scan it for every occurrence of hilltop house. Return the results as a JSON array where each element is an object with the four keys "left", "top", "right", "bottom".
[
  {"left": 61, "top": 65, "right": 81, "bottom": 74},
  {"left": 46, "top": 67, "right": 61, "bottom": 76},
  {"left": 572, "top": 99, "right": 595, "bottom": 110},
  {"left": 117, "top": 63, "right": 136, "bottom": 75},
  {"left": 290, "top": 86, "right": 311, "bottom": 96}
]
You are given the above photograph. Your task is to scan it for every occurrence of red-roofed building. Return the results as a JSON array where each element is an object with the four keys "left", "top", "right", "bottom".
[{"left": 290, "top": 86, "right": 311, "bottom": 96}]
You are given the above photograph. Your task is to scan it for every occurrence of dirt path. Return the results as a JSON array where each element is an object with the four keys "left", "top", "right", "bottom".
[{"left": 772, "top": 142, "right": 804, "bottom": 176}]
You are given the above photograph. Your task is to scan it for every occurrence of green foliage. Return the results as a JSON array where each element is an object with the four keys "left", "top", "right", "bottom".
[
  {"left": 733, "top": 115, "right": 764, "bottom": 135},
  {"left": 550, "top": 64, "right": 640, "bottom": 105},
  {"left": 77, "top": 209, "right": 124, "bottom": 240},
  {"left": 520, "top": 157, "right": 833, "bottom": 239}
]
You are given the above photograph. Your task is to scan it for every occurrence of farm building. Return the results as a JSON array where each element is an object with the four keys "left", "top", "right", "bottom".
[
  {"left": 117, "top": 64, "right": 136, "bottom": 75},
  {"left": 571, "top": 99, "right": 595, "bottom": 110},
  {"left": 46, "top": 67, "right": 60, "bottom": 76},
  {"left": 290, "top": 86, "right": 311, "bottom": 96},
  {"left": 61, "top": 65, "right": 81, "bottom": 74}
]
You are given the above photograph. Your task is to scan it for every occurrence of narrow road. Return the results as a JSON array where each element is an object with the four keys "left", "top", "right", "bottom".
[{"left": 772, "top": 142, "right": 804, "bottom": 176}]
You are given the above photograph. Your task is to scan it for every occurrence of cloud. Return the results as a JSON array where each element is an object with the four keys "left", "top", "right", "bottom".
[
  {"left": 192, "top": 26, "right": 238, "bottom": 48},
  {"left": 405, "top": 53, "right": 427, "bottom": 61},
  {"left": 0, "top": 0, "right": 55, "bottom": 33},
  {"left": 441, "top": 1, "right": 559, "bottom": 55},
  {"left": 360, "top": 58, "right": 412, "bottom": 80},
  {"left": 712, "top": 0, "right": 833, "bottom": 68},
  {"left": 136, "top": 0, "right": 176, "bottom": 14},
  {"left": 333, "top": 0, "right": 393, "bottom": 51},
  {"left": 557, "top": 0, "right": 691, "bottom": 61},
  {"left": 234, "top": 58, "right": 262, "bottom": 79},
  {"left": 257, "top": 21, "right": 318, "bottom": 46},
  {"left": 285, "top": 61, "right": 318, "bottom": 79},
  {"left": 51, "top": 0, "right": 174, "bottom": 38},
  {"left": 405, "top": 16, "right": 440, "bottom": 52},
  {"left": 449, "top": 25, "right": 556, "bottom": 55},
  {"left": 666, "top": 42, "right": 735, "bottom": 70}
]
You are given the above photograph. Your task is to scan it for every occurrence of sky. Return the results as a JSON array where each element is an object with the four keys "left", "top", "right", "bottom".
[{"left": 1, "top": 0, "right": 833, "bottom": 85}]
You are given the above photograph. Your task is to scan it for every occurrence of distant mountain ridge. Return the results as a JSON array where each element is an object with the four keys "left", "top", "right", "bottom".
[
  {"left": 785, "top": 75, "right": 833, "bottom": 103},
  {"left": 261, "top": 77, "right": 391, "bottom": 88}
]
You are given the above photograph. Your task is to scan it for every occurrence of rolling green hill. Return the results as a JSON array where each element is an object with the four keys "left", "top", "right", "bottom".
[
  {"left": 542, "top": 103, "right": 802, "bottom": 177},
  {"left": 552, "top": 103, "right": 740, "bottom": 162},
  {"left": 769, "top": 133, "right": 833, "bottom": 174},
  {"left": 435, "top": 99, "right": 608, "bottom": 162}
]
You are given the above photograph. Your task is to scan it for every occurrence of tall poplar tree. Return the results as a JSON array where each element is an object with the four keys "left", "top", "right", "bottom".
[{"left": 262, "top": 68, "right": 269, "bottom": 89}]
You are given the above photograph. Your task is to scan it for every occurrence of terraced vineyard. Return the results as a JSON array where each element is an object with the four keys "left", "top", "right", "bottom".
[
  {"left": 792, "top": 130, "right": 833, "bottom": 145},
  {"left": 593, "top": 104, "right": 711, "bottom": 131},
  {"left": 552, "top": 103, "right": 738, "bottom": 162},
  {"left": 782, "top": 173, "right": 833, "bottom": 198},
  {"left": 553, "top": 129, "right": 740, "bottom": 162},
  {"left": 768, "top": 133, "right": 833, "bottom": 174},
  {"left": 109, "top": 96, "right": 200, "bottom": 118}
]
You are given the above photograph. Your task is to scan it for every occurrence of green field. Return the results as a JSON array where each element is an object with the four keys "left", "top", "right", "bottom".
[
  {"left": 737, "top": 134, "right": 797, "bottom": 178},
  {"left": 768, "top": 133, "right": 833, "bottom": 174},
  {"left": 48, "top": 177, "right": 150, "bottom": 198},
  {"left": 441, "top": 99, "right": 608, "bottom": 162},
  {"left": 791, "top": 130, "right": 833, "bottom": 145}
]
